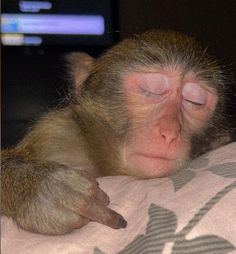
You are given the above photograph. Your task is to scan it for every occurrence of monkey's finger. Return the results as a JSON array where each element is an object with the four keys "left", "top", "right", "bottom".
[
  {"left": 79, "top": 200, "right": 127, "bottom": 229},
  {"left": 95, "top": 188, "right": 110, "bottom": 206},
  {"left": 59, "top": 191, "right": 126, "bottom": 229}
]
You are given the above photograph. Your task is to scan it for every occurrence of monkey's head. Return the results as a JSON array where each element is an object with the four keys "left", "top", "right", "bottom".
[{"left": 68, "top": 30, "right": 231, "bottom": 178}]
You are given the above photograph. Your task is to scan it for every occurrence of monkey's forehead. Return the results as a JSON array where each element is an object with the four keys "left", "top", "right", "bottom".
[
  {"left": 101, "top": 33, "right": 220, "bottom": 77},
  {"left": 84, "top": 30, "right": 226, "bottom": 94}
]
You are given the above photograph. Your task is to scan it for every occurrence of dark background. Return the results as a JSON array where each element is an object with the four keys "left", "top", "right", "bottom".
[{"left": 2, "top": 0, "right": 236, "bottom": 148}]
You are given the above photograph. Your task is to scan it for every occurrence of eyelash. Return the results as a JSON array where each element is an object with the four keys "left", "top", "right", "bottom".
[
  {"left": 184, "top": 99, "right": 204, "bottom": 106},
  {"left": 139, "top": 87, "right": 162, "bottom": 98},
  {"left": 182, "top": 99, "right": 206, "bottom": 111}
]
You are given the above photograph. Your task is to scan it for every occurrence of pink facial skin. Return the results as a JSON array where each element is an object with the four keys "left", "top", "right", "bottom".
[
  {"left": 138, "top": 73, "right": 171, "bottom": 98},
  {"left": 122, "top": 70, "right": 218, "bottom": 178},
  {"left": 182, "top": 82, "right": 209, "bottom": 110}
]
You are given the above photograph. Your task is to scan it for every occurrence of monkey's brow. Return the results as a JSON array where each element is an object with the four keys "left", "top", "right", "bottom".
[
  {"left": 131, "top": 67, "right": 189, "bottom": 78},
  {"left": 131, "top": 66, "right": 165, "bottom": 73}
]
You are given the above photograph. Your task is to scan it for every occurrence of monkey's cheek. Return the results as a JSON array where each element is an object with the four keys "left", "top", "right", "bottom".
[{"left": 127, "top": 156, "right": 184, "bottom": 178}]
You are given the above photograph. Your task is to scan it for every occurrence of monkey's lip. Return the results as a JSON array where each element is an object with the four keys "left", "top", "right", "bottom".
[{"left": 135, "top": 152, "right": 176, "bottom": 161}]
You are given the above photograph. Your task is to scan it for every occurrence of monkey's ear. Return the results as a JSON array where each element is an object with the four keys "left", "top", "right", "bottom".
[{"left": 65, "top": 52, "right": 95, "bottom": 96}]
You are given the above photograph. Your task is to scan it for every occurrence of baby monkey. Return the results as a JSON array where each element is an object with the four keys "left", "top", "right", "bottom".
[{"left": 1, "top": 30, "right": 232, "bottom": 235}]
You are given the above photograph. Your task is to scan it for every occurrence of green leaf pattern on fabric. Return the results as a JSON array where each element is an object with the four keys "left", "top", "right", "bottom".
[
  {"left": 169, "top": 169, "right": 196, "bottom": 191},
  {"left": 207, "top": 163, "right": 236, "bottom": 178},
  {"left": 119, "top": 181, "right": 236, "bottom": 254},
  {"left": 94, "top": 158, "right": 236, "bottom": 254}
]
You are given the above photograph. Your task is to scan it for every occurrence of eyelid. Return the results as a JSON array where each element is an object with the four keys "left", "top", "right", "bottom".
[
  {"left": 139, "top": 86, "right": 162, "bottom": 97},
  {"left": 182, "top": 99, "right": 205, "bottom": 111},
  {"left": 138, "top": 74, "right": 170, "bottom": 97},
  {"left": 183, "top": 98, "right": 205, "bottom": 106},
  {"left": 182, "top": 82, "right": 208, "bottom": 105}
]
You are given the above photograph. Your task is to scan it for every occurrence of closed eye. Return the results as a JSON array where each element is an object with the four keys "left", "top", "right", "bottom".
[
  {"left": 139, "top": 86, "right": 163, "bottom": 97},
  {"left": 182, "top": 82, "right": 208, "bottom": 110},
  {"left": 184, "top": 98, "right": 205, "bottom": 106},
  {"left": 182, "top": 98, "right": 206, "bottom": 110}
]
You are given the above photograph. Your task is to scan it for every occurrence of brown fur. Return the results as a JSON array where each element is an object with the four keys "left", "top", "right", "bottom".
[{"left": 1, "top": 30, "right": 232, "bottom": 235}]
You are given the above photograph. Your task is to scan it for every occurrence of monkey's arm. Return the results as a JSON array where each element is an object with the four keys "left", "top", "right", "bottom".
[{"left": 1, "top": 109, "right": 126, "bottom": 235}]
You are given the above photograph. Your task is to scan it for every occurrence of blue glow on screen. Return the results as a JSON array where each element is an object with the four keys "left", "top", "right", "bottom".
[
  {"left": 1, "top": 14, "right": 105, "bottom": 35},
  {"left": 19, "top": 1, "right": 52, "bottom": 13}
]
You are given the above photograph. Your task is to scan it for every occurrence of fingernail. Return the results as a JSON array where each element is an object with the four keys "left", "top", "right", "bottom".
[{"left": 117, "top": 217, "right": 127, "bottom": 229}]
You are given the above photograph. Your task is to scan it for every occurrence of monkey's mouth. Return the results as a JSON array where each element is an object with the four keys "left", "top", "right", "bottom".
[
  {"left": 127, "top": 152, "right": 180, "bottom": 178},
  {"left": 135, "top": 152, "right": 177, "bottom": 161}
]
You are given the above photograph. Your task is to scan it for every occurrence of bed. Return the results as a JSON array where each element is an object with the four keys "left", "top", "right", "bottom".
[{"left": 2, "top": 142, "right": 236, "bottom": 254}]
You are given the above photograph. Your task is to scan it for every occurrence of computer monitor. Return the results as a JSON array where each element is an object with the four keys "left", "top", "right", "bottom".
[
  {"left": 1, "top": 0, "right": 118, "bottom": 47},
  {"left": 1, "top": 0, "right": 118, "bottom": 148}
]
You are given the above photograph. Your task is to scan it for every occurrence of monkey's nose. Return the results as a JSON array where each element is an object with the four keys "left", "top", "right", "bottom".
[
  {"left": 157, "top": 119, "right": 180, "bottom": 145},
  {"left": 160, "top": 129, "right": 179, "bottom": 144}
]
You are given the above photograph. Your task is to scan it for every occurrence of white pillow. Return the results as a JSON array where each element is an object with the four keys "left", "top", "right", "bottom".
[{"left": 2, "top": 142, "right": 236, "bottom": 254}]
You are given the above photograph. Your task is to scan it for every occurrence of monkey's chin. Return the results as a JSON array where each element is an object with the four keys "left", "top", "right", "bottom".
[{"left": 127, "top": 154, "right": 186, "bottom": 178}]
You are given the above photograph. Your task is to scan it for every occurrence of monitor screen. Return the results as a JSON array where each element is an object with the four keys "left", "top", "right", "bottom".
[{"left": 1, "top": 0, "right": 117, "bottom": 46}]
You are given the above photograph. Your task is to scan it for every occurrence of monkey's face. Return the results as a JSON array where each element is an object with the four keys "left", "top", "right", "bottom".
[{"left": 122, "top": 68, "right": 218, "bottom": 178}]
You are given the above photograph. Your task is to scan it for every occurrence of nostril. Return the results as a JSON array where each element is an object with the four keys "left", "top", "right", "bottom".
[
  {"left": 161, "top": 131, "right": 174, "bottom": 141},
  {"left": 155, "top": 117, "right": 181, "bottom": 145},
  {"left": 159, "top": 126, "right": 180, "bottom": 144},
  {"left": 161, "top": 133, "right": 167, "bottom": 139}
]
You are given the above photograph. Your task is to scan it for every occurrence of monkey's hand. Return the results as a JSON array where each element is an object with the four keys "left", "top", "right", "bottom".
[{"left": 1, "top": 158, "right": 127, "bottom": 235}]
